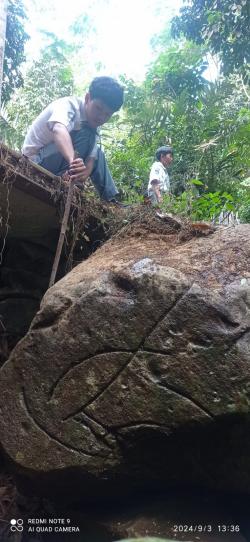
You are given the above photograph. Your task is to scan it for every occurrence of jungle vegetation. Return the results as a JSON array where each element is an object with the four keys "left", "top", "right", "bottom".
[{"left": 1, "top": 0, "right": 250, "bottom": 222}]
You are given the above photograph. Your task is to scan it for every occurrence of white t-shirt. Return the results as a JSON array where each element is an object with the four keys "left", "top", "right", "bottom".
[
  {"left": 22, "top": 96, "right": 98, "bottom": 161},
  {"left": 148, "top": 161, "right": 170, "bottom": 194}
]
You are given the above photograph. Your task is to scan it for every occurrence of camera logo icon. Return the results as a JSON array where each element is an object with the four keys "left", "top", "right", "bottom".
[{"left": 10, "top": 519, "right": 24, "bottom": 532}]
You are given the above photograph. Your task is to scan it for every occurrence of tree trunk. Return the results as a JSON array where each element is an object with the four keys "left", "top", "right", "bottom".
[{"left": 0, "top": 0, "right": 7, "bottom": 109}]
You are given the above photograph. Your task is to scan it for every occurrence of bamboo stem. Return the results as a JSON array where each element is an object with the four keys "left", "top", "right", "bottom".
[{"left": 49, "top": 180, "right": 74, "bottom": 287}]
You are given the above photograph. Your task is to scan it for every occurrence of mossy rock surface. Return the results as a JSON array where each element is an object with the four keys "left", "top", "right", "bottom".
[{"left": 1, "top": 224, "right": 250, "bottom": 499}]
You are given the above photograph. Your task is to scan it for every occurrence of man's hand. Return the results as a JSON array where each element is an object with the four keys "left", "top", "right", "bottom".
[
  {"left": 51, "top": 123, "right": 95, "bottom": 184},
  {"left": 69, "top": 157, "right": 95, "bottom": 184},
  {"left": 52, "top": 124, "right": 91, "bottom": 183},
  {"left": 68, "top": 158, "right": 89, "bottom": 183}
]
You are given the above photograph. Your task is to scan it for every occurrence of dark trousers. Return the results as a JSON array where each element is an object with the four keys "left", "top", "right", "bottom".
[{"left": 37, "top": 125, "right": 118, "bottom": 201}]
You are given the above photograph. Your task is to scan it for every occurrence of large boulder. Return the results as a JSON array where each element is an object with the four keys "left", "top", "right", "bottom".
[{"left": 0, "top": 222, "right": 250, "bottom": 499}]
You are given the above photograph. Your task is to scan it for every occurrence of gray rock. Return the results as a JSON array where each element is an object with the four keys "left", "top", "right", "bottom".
[{"left": 0, "top": 225, "right": 250, "bottom": 499}]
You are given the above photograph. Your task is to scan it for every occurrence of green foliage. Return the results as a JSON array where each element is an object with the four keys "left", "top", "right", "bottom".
[
  {"left": 162, "top": 180, "right": 238, "bottom": 221},
  {"left": 147, "top": 41, "right": 208, "bottom": 100},
  {"left": 105, "top": 40, "right": 250, "bottom": 214},
  {"left": 2, "top": 3, "right": 249, "bottom": 224},
  {"left": 237, "top": 181, "right": 250, "bottom": 222},
  {"left": 3, "top": 38, "right": 74, "bottom": 149},
  {"left": 0, "top": 102, "right": 20, "bottom": 148},
  {"left": 3, "top": 0, "right": 29, "bottom": 103},
  {"left": 171, "top": 0, "right": 250, "bottom": 78}
]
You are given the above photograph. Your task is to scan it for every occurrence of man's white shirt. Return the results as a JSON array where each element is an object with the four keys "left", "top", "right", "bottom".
[
  {"left": 148, "top": 161, "right": 170, "bottom": 194},
  {"left": 22, "top": 96, "right": 98, "bottom": 162}
]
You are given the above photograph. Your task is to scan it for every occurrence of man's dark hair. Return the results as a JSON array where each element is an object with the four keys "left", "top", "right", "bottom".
[
  {"left": 156, "top": 145, "right": 173, "bottom": 161},
  {"left": 89, "top": 76, "right": 124, "bottom": 112}
]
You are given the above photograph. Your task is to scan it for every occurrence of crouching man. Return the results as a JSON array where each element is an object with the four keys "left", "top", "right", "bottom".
[
  {"left": 22, "top": 76, "right": 124, "bottom": 202},
  {"left": 148, "top": 145, "right": 173, "bottom": 204}
]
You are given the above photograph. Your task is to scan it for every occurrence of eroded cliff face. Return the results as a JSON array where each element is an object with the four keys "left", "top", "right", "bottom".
[
  {"left": 0, "top": 222, "right": 250, "bottom": 501},
  {"left": 0, "top": 144, "right": 115, "bottom": 363}
]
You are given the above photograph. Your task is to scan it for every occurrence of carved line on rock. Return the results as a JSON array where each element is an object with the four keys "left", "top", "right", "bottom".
[
  {"left": 216, "top": 310, "right": 241, "bottom": 330},
  {"left": 65, "top": 358, "right": 213, "bottom": 441},
  {"left": 131, "top": 368, "right": 214, "bottom": 420},
  {"left": 50, "top": 284, "right": 191, "bottom": 406},
  {"left": 224, "top": 326, "right": 250, "bottom": 350},
  {"left": 154, "top": 380, "right": 214, "bottom": 419},
  {"left": 97, "top": 419, "right": 176, "bottom": 431},
  {"left": 12, "top": 281, "right": 248, "bottom": 458},
  {"left": 73, "top": 410, "right": 183, "bottom": 449},
  {"left": 75, "top": 411, "right": 115, "bottom": 451},
  {"left": 21, "top": 388, "right": 107, "bottom": 459},
  {"left": 22, "top": 283, "right": 201, "bottom": 453},
  {"left": 141, "top": 347, "right": 178, "bottom": 355},
  {"left": 62, "top": 352, "right": 135, "bottom": 422},
  {"left": 61, "top": 286, "right": 194, "bottom": 426},
  {"left": 140, "top": 284, "right": 193, "bottom": 348},
  {"left": 49, "top": 348, "right": 133, "bottom": 401},
  {"left": 110, "top": 420, "right": 176, "bottom": 431}
]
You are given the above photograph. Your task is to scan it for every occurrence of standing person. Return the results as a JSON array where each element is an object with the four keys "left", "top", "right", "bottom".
[
  {"left": 22, "top": 76, "right": 124, "bottom": 203},
  {"left": 148, "top": 146, "right": 173, "bottom": 204}
]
